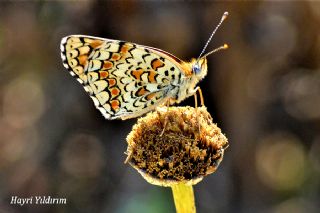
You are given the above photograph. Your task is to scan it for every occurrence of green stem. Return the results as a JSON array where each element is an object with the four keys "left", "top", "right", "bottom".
[{"left": 171, "top": 183, "right": 196, "bottom": 213}]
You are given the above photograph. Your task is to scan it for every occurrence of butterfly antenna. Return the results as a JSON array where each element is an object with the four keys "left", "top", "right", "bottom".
[
  {"left": 201, "top": 43, "right": 228, "bottom": 59},
  {"left": 197, "top": 11, "right": 229, "bottom": 61}
]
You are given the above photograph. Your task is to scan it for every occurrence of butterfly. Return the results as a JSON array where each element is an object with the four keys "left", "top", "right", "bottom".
[{"left": 60, "top": 12, "right": 228, "bottom": 120}]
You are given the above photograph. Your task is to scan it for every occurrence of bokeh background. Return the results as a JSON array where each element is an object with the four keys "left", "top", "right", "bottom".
[{"left": 1, "top": 1, "right": 320, "bottom": 213}]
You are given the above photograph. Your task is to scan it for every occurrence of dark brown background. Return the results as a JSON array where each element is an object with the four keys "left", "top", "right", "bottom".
[{"left": 0, "top": 1, "right": 320, "bottom": 213}]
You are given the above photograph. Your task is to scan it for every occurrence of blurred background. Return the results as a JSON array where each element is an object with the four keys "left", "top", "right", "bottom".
[{"left": 0, "top": 1, "right": 320, "bottom": 213}]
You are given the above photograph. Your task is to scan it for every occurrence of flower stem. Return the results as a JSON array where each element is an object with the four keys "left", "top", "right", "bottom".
[{"left": 171, "top": 183, "right": 196, "bottom": 213}]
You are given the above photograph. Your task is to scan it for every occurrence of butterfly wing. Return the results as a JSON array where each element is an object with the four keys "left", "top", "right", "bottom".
[{"left": 60, "top": 35, "right": 187, "bottom": 120}]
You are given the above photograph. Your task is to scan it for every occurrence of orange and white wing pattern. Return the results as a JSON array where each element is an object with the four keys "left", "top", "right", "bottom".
[{"left": 60, "top": 35, "right": 188, "bottom": 120}]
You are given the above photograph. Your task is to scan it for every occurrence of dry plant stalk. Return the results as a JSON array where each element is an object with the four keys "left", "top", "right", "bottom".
[{"left": 126, "top": 106, "right": 228, "bottom": 213}]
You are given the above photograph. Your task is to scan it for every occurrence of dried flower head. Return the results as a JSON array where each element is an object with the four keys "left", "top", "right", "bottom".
[{"left": 126, "top": 106, "right": 228, "bottom": 187}]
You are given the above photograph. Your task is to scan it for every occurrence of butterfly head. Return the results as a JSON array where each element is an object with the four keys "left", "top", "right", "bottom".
[{"left": 191, "top": 58, "right": 208, "bottom": 80}]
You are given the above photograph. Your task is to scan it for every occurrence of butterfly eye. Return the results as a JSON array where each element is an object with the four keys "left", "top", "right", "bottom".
[{"left": 193, "top": 64, "right": 201, "bottom": 74}]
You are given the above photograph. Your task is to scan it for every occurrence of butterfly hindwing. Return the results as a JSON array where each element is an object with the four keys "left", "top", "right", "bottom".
[{"left": 60, "top": 35, "right": 185, "bottom": 119}]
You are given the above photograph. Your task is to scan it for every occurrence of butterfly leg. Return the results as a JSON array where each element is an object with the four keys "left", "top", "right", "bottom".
[
  {"left": 198, "top": 87, "right": 204, "bottom": 106},
  {"left": 160, "top": 100, "right": 171, "bottom": 137},
  {"left": 194, "top": 93, "right": 198, "bottom": 108},
  {"left": 193, "top": 87, "right": 205, "bottom": 137},
  {"left": 193, "top": 86, "right": 204, "bottom": 106}
]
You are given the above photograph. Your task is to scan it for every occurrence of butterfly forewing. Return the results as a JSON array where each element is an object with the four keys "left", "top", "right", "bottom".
[{"left": 60, "top": 35, "right": 185, "bottom": 119}]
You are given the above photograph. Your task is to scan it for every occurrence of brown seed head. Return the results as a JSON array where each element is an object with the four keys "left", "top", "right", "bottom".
[{"left": 126, "top": 106, "right": 228, "bottom": 187}]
